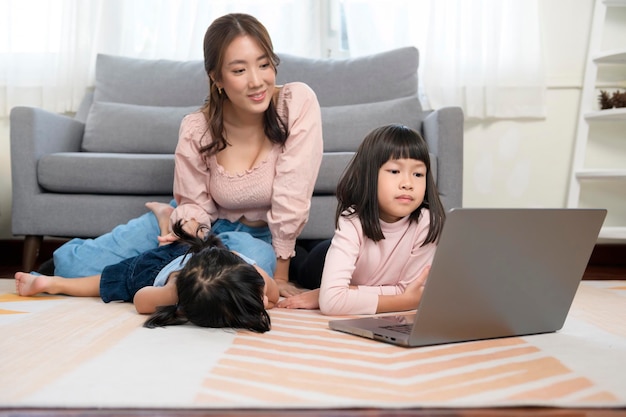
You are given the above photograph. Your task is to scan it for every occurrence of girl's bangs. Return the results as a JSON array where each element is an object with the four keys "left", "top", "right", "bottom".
[{"left": 387, "top": 134, "right": 428, "bottom": 162}]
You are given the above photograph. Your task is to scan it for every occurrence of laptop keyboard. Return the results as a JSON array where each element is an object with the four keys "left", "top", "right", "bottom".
[{"left": 381, "top": 324, "right": 412, "bottom": 334}]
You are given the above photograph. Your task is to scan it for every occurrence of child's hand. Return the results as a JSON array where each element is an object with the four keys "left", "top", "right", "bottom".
[
  {"left": 403, "top": 266, "right": 430, "bottom": 308},
  {"left": 277, "top": 289, "right": 320, "bottom": 309},
  {"left": 376, "top": 266, "right": 431, "bottom": 314}
]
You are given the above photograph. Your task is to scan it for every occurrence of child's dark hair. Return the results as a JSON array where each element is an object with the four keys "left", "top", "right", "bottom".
[
  {"left": 335, "top": 124, "right": 445, "bottom": 244},
  {"left": 144, "top": 221, "right": 271, "bottom": 333}
]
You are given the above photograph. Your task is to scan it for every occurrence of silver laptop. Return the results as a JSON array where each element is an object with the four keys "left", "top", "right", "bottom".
[{"left": 328, "top": 208, "right": 607, "bottom": 347}]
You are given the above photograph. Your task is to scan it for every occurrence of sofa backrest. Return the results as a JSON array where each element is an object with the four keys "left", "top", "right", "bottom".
[
  {"left": 276, "top": 47, "right": 419, "bottom": 107},
  {"left": 277, "top": 47, "right": 424, "bottom": 158},
  {"left": 89, "top": 46, "right": 420, "bottom": 107},
  {"left": 80, "top": 47, "right": 424, "bottom": 161},
  {"left": 81, "top": 55, "right": 207, "bottom": 153}
]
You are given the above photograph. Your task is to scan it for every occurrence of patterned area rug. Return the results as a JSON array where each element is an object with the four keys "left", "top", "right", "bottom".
[{"left": 1, "top": 279, "right": 625, "bottom": 409}]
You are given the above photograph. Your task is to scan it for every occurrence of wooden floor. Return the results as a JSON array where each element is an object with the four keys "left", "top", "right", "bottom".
[
  {"left": 1, "top": 241, "right": 624, "bottom": 417},
  {"left": 2, "top": 248, "right": 624, "bottom": 280},
  {"left": 1, "top": 240, "right": 625, "bottom": 280},
  {"left": 0, "top": 408, "right": 625, "bottom": 417}
]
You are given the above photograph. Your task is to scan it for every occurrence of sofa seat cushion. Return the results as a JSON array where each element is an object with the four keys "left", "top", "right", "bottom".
[
  {"left": 82, "top": 102, "right": 199, "bottom": 153},
  {"left": 38, "top": 153, "right": 174, "bottom": 195}
]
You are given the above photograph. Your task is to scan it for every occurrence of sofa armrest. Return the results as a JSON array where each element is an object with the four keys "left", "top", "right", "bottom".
[
  {"left": 10, "top": 107, "right": 85, "bottom": 235},
  {"left": 422, "top": 107, "right": 464, "bottom": 211}
]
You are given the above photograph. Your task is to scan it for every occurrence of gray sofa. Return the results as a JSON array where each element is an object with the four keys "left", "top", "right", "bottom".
[{"left": 10, "top": 46, "right": 463, "bottom": 271}]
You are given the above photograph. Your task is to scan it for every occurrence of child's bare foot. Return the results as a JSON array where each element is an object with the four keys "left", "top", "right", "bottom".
[
  {"left": 15, "top": 272, "right": 53, "bottom": 296},
  {"left": 145, "top": 202, "right": 174, "bottom": 239},
  {"left": 146, "top": 201, "right": 175, "bottom": 246}
]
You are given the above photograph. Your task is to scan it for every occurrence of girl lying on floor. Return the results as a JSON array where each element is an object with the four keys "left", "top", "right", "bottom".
[{"left": 15, "top": 221, "right": 279, "bottom": 333}]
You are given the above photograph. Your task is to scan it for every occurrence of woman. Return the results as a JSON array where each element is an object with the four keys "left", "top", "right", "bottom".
[{"left": 46, "top": 13, "right": 323, "bottom": 297}]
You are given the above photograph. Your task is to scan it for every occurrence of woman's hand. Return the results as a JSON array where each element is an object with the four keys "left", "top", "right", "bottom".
[
  {"left": 157, "top": 219, "right": 202, "bottom": 245},
  {"left": 157, "top": 232, "right": 180, "bottom": 245},
  {"left": 277, "top": 289, "right": 320, "bottom": 309},
  {"left": 274, "top": 257, "right": 306, "bottom": 297},
  {"left": 275, "top": 279, "right": 307, "bottom": 297}
]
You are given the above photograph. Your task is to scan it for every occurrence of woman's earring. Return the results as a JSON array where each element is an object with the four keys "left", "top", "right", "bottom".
[{"left": 217, "top": 86, "right": 223, "bottom": 95}]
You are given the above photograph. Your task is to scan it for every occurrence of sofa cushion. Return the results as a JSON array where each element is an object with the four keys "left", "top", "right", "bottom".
[
  {"left": 321, "top": 95, "right": 423, "bottom": 153},
  {"left": 314, "top": 95, "right": 433, "bottom": 194},
  {"left": 38, "top": 153, "right": 175, "bottom": 194},
  {"left": 82, "top": 102, "right": 199, "bottom": 153},
  {"left": 313, "top": 151, "right": 437, "bottom": 196},
  {"left": 314, "top": 152, "right": 354, "bottom": 194},
  {"left": 94, "top": 54, "right": 207, "bottom": 106},
  {"left": 277, "top": 47, "right": 418, "bottom": 107},
  {"left": 95, "top": 47, "right": 417, "bottom": 108}
]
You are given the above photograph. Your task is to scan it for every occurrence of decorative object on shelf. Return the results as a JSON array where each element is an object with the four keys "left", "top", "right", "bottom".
[
  {"left": 598, "top": 89, "right": 626, "bottom": 109},
  {"left": 612, "top": 90, "right": 626, "bottom": 108}
]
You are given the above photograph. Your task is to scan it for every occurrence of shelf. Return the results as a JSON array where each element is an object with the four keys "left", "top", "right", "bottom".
[
  {"left": 599, "top": 226, "right": 626, "bottom": 240},
  {"left": 568, "top": 0, "right": 626, "bottom": 242},
  {"left": 585, "top": 107, "right": 626, "bottom": 120},
  {"left": 575, "top": 169, "right": 626, "bottom": 180},
  {"left": 593, "top": 49, "right": 626, "bottom": 64}
]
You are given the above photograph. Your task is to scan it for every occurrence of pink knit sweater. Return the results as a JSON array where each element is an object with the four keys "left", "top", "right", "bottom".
[
  {"left": 319, "top": 209, "right": 437, "bottom": 315},
  {"left": 170, "top": 82, "right": 323, "bottom": 259}
]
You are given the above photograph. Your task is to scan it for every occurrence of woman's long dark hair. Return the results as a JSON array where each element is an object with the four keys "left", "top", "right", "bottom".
[
  {"left": 144, "top": 221, "right": 271, "bottom": 333},
  {"left": 335, "top": 124, "right": 446, "bottom": 245},
  {"left": 199, "top": 13, "right": 288, "bottom": 158}
]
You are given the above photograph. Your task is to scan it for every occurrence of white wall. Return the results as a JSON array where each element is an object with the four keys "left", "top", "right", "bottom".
[
  {"left": 463, "top": 0, "right": 626, "bottom": 243},
  {"left": 1, "top": 0, "right": 623, "bottom": 241},
  {"left": 463, "top": 0, "right": 591, "bottom": 210}
]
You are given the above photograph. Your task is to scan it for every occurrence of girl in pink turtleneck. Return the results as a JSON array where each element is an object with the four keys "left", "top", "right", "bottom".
[{"left": 278, "top": 124, "right": 446, "bottom": 315}]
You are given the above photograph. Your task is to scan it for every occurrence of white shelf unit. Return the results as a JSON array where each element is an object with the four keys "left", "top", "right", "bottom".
[{"left": 567, "top": 0, "right": 626, "bottom": 241}]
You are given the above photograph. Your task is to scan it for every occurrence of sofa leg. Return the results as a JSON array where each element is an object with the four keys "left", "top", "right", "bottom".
[{"left": 22, "top": 235, "right": 43, "bottom": 273}]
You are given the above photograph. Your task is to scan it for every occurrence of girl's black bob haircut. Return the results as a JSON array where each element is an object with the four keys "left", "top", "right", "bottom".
[{"left": 335, "top": 124, "right": 445, "bottom": 244}]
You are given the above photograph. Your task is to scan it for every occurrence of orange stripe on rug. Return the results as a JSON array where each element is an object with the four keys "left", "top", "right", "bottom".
[
  {"left": 569, "top": 285, "right": 626, "bottom": 337},
  {"left": 579, "top": 390, "right": 621, "bottom": 402},
  {"left": 403, "top": 357, "right": 568, "bottom": 401},
  {"left": 507, "top": 376, "right": 597, "bottom": 400},
  {"left": 200, "top": 356, "right": 587, "bottom": 405},
  {"left": 222, "top": 344, "right": 539, "bottom": 376},
  {"left": 0, "top": 293, "right": 62, "bottom": 302},
  {"left": 0, "top": 308, "right": 26, "bottom": 315},
  {"left": 198, "top": 372, "right": 310, "bottom": 404},
  {"left": 1, "top": 297, "right": 144, "bottom": 401}
]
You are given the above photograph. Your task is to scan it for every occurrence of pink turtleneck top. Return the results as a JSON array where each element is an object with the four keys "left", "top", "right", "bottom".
[{"left": 319, "top": 209, "right": 437, "bottom": 315}]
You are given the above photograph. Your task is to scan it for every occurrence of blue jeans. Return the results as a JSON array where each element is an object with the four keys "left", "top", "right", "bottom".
[
  {"left": 53, "top": 202, "right": 173, "bottom": 277},
  {"left": 211, "top": 219, "right": 276, "bottom": 277},
  {"left": 147, "top": 220, "right": 276, "bottom": 291},
  {"left": 53, "top": 200, "right": 276, "bottom": 277},
  {"left": 99, "top": 242, "right": 189, "bottom": 303}
]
